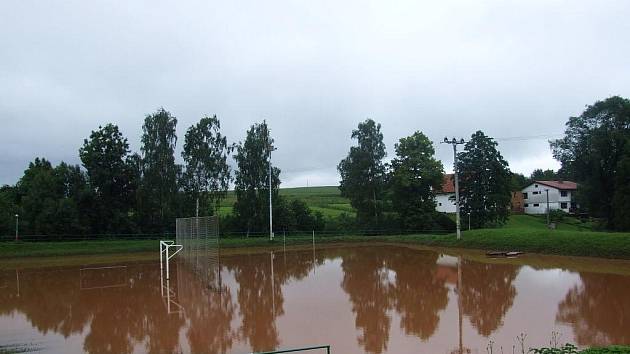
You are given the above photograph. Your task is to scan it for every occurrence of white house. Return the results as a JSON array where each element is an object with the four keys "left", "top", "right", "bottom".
[
  {"left": 436, "top": 174, "right": 456, "bottom": 213},
  {"left": 522, "top": 180, "right": 577, "bottom": 215}
]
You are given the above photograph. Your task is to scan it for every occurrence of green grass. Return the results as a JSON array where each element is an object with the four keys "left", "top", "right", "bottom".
[
  {"left": 3, "top": 224, "right": 630, "bottom": 260},
  {"left": 217, "top": 186, "right": 355, "bottom": 218},
  {"left": 1, "top": 211, "right": 628, "bottom": 260}
]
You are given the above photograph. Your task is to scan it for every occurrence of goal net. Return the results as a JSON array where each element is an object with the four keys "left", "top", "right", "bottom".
[{"left": 175, "top": 216, "right": 221, "bottom": 290}]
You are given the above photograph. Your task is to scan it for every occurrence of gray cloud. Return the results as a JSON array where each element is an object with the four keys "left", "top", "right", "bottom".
[{"left": 2, "top": 0, "right": 629, "bottom": 186}]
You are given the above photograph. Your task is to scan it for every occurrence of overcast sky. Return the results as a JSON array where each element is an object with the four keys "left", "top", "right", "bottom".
[{"left": 1, "top": 0, "right": 629, "bottom": 187}]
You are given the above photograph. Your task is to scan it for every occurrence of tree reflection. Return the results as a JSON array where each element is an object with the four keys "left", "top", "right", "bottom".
[
  {"left": 339, "top": 247, "right": 451, "bottom": 353},
  {"left": 177, "top": 264, "right": 237, "bottom": 354},
  {"left": 387, "top": 249, "right": 449, "bottom": 340},
  {"left": 460, "top": 260, "right": 519, "bottom": 336},
  {"left": 341, "top": 248, "right": 393, "bottom": 354},
  {"left": 556, "top": 273, "right": 630, "bottom": 346},
  {"left": 0, "top": 264, "right": 185, "bottom": 354},
  {"left": 223, "top": 250, "right": 317, "bottom": 352}
]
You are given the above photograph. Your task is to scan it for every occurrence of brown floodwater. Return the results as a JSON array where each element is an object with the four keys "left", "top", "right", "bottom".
[{"left": 1, "top": 244, "right": 630, "bottom": 354}]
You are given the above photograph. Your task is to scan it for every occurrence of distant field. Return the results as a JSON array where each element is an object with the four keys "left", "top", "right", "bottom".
[{"left": 217, "top": 186, "right": 355, "bottom": 218}]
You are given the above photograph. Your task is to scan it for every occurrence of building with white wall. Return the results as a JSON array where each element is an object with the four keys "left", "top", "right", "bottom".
[
  {"left": 436, "top": 174, "right": 456, "bottom": 213},
  {"left": 522, "top": 180, "right": 577, "bottom": 214}
]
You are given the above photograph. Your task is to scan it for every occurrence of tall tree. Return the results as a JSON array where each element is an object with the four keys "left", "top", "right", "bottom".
[
  {"left": 79, "top": 124, "right": 137, "bottom": 233},
  {"left": 139, "top": 108, "right": 179, "bottom": 232},
  {"left": 530, "top": 168, "right": 557, "bottom": 180},
  {"left": 233, "top": 121, "right": 281, "bottom": 233},
  {"left": 182, "top": 115, "right": 232, "bottom": 216},
  {"left": 389, "top": 131, "right": 444, "bottom": 230},
  {"left": 458, "top": 131, "right": 512, "bottom": 228},
  {"left": 338, "top": 119, "right": 387, "bottom": 227},
  {"left": 551, "top": 96, "right": 630, "bottom": 229}
]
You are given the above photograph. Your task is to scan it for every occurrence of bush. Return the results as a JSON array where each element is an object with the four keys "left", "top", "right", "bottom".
[{"left": 549, "top": 209, "right": 567, "bottom": 222}]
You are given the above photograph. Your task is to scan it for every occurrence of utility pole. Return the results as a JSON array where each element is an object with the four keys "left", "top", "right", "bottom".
[
  {"left": 545, "top": 189, "right": 550, "bottom": 226},
  {"left": 15, "top": 214, "right": 19, "bottom": 242},
  {"left": 269, "top": 145, "right": 274, "bottom": 241},
  {"left": 442, "top": 137, "right": 466, "bottom": 240}
]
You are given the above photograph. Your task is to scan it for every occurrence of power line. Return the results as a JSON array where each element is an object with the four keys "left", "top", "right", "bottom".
[{"left": 494, "top": 133, "right": 563, "bottom": 142}]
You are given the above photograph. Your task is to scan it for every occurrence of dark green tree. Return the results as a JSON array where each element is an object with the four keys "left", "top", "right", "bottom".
[
  {"left": 14, "top": 159, "right": 90, "bottom": 235},
  {"left": 389, "top": 131, "right": 444, "bottom": 230},
  {"left": 510, "top": 172, "right": 530, "bottom": 190},
  {"left": 551, "top": 96, "right": 630, "bottom": 229},
  {"left": 458, "top": 131, "right": 512, "bottom": 228},
  {"left": 611, "top": 150, "right": 630, "bottom": 230},
  {"left": 530, "top": 168, "right": 557, "bottom": 180},
  {"left": 233, "top": 121, "right": 281, "bottom": 233},
  {"left": 285, "top": 199, "right": 325, "bottom": 232},
  {"left": 338, "top": 119, "right": 387, "bottom": 228},
  {"left": 139, "top": 108, "right": 179, "bottom": 232},
  {"left": 80, "top": 124, "right": 137, "bottom": 233},
  {"left": 182, "top": 115, "right": 232, "bottom": 217},
  {"left": 0, "top": 185, "right": 19, "bottom": 236}
]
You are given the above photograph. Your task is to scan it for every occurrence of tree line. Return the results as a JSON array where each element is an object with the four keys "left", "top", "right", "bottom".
[
  {"left": 0, "top": 109, "right": 323, "bottom": 237},
  {"left": 2, "top": 95, "right": 626, "bottom": 237},
  {"left": 337, "top": 120, "right": 512, "bottom": 231}
]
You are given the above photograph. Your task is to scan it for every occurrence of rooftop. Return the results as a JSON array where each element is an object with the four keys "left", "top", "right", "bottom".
[
  {"left": 438, "top": 174, "right": 455, "bottom": 194},
  {"left": 532, "top": 180, "right": 578, "bottom": 190}
]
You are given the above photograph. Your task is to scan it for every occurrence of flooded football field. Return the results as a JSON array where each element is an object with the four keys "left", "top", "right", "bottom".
[{"left": 1, "top": 244, "right": 630, "bottom": 353}]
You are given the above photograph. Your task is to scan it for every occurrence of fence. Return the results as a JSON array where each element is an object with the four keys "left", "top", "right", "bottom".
[{"left": 0, "top": 227, "right": 454, "bottom": 242}]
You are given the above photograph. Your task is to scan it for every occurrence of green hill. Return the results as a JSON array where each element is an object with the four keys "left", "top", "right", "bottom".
[{"left": 217, "top": 186, "right": 355, "bottom": 218}]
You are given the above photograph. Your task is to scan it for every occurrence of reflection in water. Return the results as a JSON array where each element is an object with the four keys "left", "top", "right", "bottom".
[
  {"left": 1, "top": 246, "right": 630, "bottom": 353},
  {"left": 341, "top": 248, "right": 393, "bottom": 354},
  {"left": 461, "top": 260, "right": 519, "bottom": 336},
  {"left": 556, "top": 272, "right": 630, "bottom": 346}
]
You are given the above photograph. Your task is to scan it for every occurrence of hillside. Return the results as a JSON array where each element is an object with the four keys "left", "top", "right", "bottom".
[{"left": 217, "top": 186, "right": 355, "bottom": 218}]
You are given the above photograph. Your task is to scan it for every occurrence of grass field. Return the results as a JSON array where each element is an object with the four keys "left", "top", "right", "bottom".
[
  {"left": 2, "top": 214, "right": 630, "bottom": 259},
  {"left": 217, "top": 186, "right": 354, "bottom": 218}
]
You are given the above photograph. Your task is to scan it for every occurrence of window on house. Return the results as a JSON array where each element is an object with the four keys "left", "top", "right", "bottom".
[
  {"left": 438, "top": 202, "right": 442, "bottom": 206},
  {"left": 560, "top": 191, "right": 568, "bottom": 197},
  {"left": 532, "top": 191, "right": 540, "bottom": 195},
  {"left": 561, "top": 202, "right": 568, "bottom": 209},
  {"left": 524, "top": 203, "right": 529, "bottom": 207},
  {"left": 533, "top": 203, "right": 540, "bottom": 207},
  {"left": 535, "top": 184, "right": 538, "bottom": 188},
  {"left": 523, "top": 192, "right": 528, "bottom": 199}
]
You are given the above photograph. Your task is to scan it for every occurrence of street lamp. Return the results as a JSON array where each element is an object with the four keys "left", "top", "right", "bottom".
[{"left": 15, "top": 214, "right": 19, "bottom": 241}]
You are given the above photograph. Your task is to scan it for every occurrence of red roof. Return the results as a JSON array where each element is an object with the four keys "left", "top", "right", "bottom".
[
  {"left": 533, "top": 180, "right": 577, "bottom": 190},
  {"left": 438, "top": 174, "right": 455, "bottom": 194}
]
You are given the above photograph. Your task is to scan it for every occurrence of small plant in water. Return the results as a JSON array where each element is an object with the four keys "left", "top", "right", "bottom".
[
  {"left": 516, "top": 333, "right": 528, "bottom": 354},
  {"left": 528, "top": 343, "right": 579, "bottom": 354},
  {"left": 550, "top": 331, "right": 562, "bottom": 349},
  {"left": 486, "top": 340, "right": 495, "bottom": 354}
]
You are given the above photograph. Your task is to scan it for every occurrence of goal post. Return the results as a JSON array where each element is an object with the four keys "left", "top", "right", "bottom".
[{"left": 175, "top": 216, "right": 221, "bottom": 290}]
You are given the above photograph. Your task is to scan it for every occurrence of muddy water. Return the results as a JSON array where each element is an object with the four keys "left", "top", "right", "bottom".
[{"left": 1, "top": 245, "right": 630, "bottom": 354}]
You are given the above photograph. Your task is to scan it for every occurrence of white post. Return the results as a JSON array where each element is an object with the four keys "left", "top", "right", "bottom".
[
  {"left": 269, "top": 147, "right": 274, "bottom": 241},
  {"left": 160, "top": 242, "right": 163, "bottom": 272},
  {"left": 312, "top": 230, "right": 315, "bottom": 247},
  {"left": 453, "top": 143, "right": 461, "bottom": 240},
  {"left": 166, "top": 246, "right": 170, "bottom": 280},
  {"left": 545, "top": 189, "right": 550, "bottom": 225},
  {"left": 15, "top": 214, "right": 19, "bottom": 242},
  {"left": 443, "top": 137, "right": 465, "bottom": 240}
]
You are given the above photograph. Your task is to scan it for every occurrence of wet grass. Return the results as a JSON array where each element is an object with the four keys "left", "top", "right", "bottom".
[{"left": 2, "top": 227, "right": 630, "bottom": 260}]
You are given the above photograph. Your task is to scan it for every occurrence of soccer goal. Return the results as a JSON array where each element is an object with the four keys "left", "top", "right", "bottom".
[{"left": 175, "top": 216, "right": 221, "bottom": 291}]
